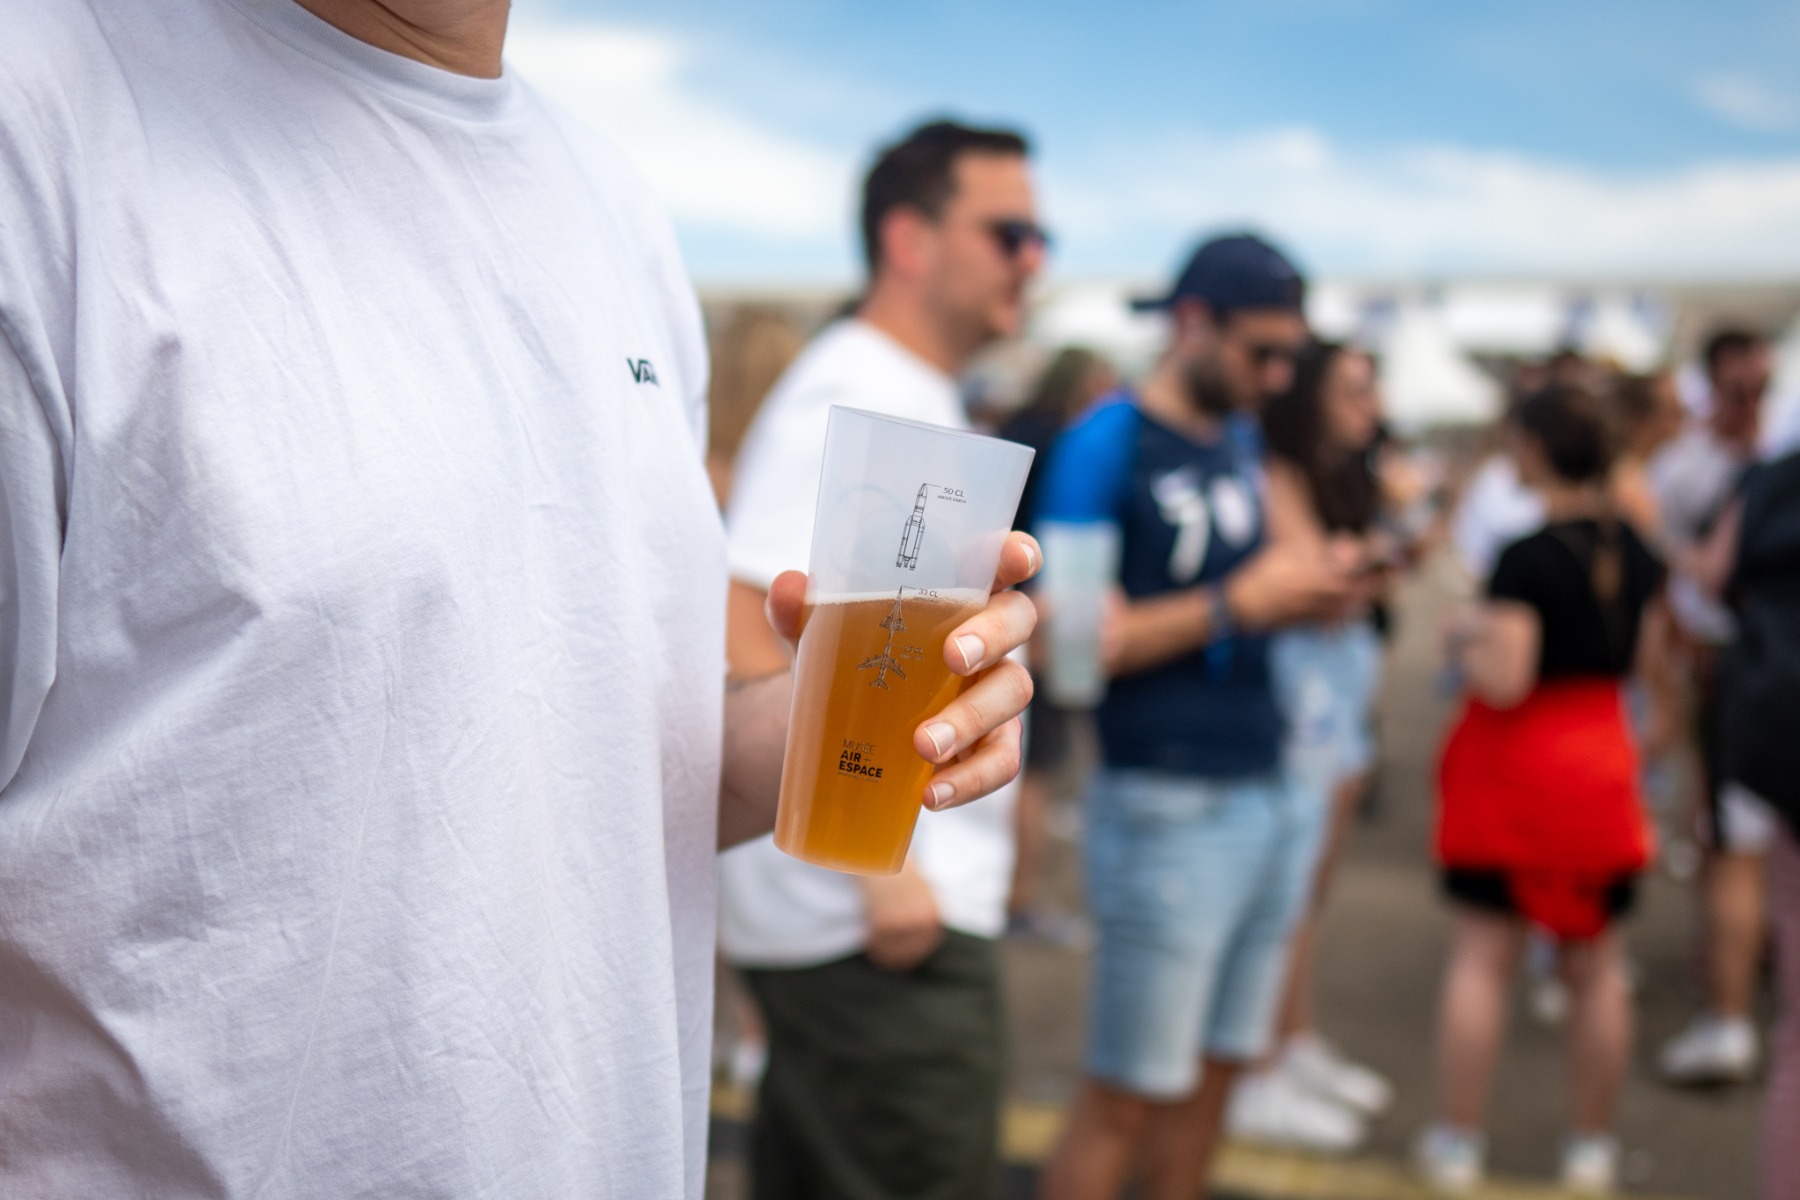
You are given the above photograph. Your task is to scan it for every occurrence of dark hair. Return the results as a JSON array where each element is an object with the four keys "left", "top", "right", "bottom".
[
  {"left": 1516, "top": 382, "right": 1629, "bottom": 613},
  {"left": 1261, "top": 341, "right": 1378, "bottom": 533},
  {"left": 860, "top": 119, "right": 1030, "bottom": 273},
  {"left": 1612, "top": 371, "right": 1672, "bottom": 434},
  {"left": 1019, "top": 346, "right": 1112, "bottom": 428},
  {"left": 1512, "top": 382, "right": 1617, "bottom": 485},
  {"left": 1704, "top": 327, "right": 1765, "bottom": 376}
]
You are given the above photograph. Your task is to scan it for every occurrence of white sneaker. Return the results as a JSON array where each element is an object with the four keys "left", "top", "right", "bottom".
[
  {"left": 1658, "top": 1014, "right": 1759, "bottom": 1085},
  {"left": 1529, "top": 975, "right": 1570, "bottom": 1027},
  {"left": 1414, "top": 1124, "right": 1484, "bottom": 1194},
  {"left": 1560, "top": 1133, "right": 1620, "bottom": 1195},
  {"left": 1227, "top": 1068, "right": 1366, "bottom": 1154},
  {"left": 1663, "top": 837, "right": 1702, "bottom": 882},
  {"left": 1282, "top": 1033, "right": 1394, "bottom": 1116}
]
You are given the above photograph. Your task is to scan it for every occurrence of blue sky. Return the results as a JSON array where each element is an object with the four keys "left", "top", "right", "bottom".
[{"left": 508, "top": 1, "right": 1800, "bottom": 283}]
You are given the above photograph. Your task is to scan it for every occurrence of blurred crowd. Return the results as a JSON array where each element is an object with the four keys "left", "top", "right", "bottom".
[{"left": 707, "top": 119, "right": 1800, "bottom": 1199}]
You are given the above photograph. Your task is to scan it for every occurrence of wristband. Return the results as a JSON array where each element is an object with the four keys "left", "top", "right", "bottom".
[{"left": 1202, "top": 585, "right": 1236, "bottom": 645}]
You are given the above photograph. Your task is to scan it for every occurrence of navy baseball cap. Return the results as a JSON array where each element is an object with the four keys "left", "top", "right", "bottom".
[{"left": 1131, "top": 232, "right": 1306, "bottom": 315}]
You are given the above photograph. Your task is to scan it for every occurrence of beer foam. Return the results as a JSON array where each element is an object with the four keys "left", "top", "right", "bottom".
[{"left": 808, "top": 587, "right": 990, "bottom": 608}]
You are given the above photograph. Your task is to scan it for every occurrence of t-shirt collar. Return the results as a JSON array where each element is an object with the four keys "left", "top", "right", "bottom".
[
  {"left": 222, "top": 0, "right": 528, "bottom": 123},
  {"left": 844, "top": 318, "right": 960, "bottom": 396},
  {"left": 1126, "top": 388, "right": 1230, "bottom": 451}
]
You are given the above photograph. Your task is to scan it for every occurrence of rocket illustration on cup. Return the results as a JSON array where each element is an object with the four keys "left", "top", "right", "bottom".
[{"left": 896, "top": 483, "right": 928, "bottom": 569}]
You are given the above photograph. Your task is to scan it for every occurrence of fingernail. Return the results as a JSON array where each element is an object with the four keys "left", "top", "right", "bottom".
[
  {"left": 928, "top": 781, "right": 954, "bottom": 809},
  {"left": 1024, "top": 541, "right": 1038, "bottom": 574},
  {"left": 955, "top": 634, "right": 985, "bottom": 671},
  {"left": 923, "top": 722, "right": 955, "bottom": 758}
]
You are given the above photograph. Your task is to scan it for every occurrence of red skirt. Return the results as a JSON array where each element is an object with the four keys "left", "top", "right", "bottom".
[{"left": 1436, "top": 679, "right": 1652, "bottom": 939}]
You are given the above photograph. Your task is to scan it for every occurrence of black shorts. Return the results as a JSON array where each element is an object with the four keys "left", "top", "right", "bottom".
[
  {"left": 1693, "top": 657, "right": 1729, "bottom": 846},
  {"left": 1441, "top": 868, "right": 1638, "bottom": 925}
]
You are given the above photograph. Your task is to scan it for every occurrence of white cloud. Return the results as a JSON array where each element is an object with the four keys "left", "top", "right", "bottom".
[
  {"left": 506, "top": 23, "right": 856, "bottom": 240},
  {"left": 504, "top": 19, "right": 1800, "bottom": 281},
  {"left": 1692, "top": 73, "right": 1800, "bottom": 133},
  {"left": 1048, "top": 127, "right": 1800, "bottom": 277}
]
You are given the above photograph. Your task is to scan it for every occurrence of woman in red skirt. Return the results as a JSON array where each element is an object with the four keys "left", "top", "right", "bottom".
[{"left": 1416, "top": 382, "right": 1675, "bottom": 1195}]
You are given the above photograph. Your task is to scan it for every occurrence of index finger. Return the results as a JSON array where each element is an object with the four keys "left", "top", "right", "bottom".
[{"left": 992, "top": 531, "right": 1041, "bottom": 592}]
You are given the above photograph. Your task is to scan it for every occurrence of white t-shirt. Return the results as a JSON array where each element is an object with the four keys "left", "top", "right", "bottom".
[
  {"left": 1451, "top": 454, "right": 1545, "bottom": 583},
  {"left": 717, "top": 320, "right": 1018, "bottom": 967},
  {"left": 1649, "top": 427, "right": 1748, "bottom": 644},
  {"left": 0, "top": 3, "right": 723, "bottom": 1197},
  {"left": 1767, "top": 396, "right": 1800, "bottom": 460}
]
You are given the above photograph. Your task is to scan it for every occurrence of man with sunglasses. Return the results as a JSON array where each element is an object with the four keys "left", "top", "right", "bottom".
[
  {"left": 719, "top": 119, "right": 1046, "bottom": 1199},
  {"left": 1037, "top": 234, "right": 1357, "bottom": 1200}
]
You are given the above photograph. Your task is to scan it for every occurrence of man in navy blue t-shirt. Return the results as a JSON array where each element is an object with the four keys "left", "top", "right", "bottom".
[{"left": 1037, "top": 234, "right": 1356, "bottom": 1199}]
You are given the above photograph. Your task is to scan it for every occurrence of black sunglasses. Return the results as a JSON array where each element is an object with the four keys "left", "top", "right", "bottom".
[
  {"left": 1244, "top": 340, "right": 1301, "bottom": 368},
  {"left": 985, "top": 218, "right": 1052, "bottom": 258}
]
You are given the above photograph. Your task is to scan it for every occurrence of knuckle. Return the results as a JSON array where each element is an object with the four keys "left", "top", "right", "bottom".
[
  {"left": 991, "top": 666, "right": 1031, "bottom": 716},
  {"left": 999, "top": 738, "right": 1023, "bottom": 781},
  {"left": 979, "top": 660, "right": 1031, "bottom": 714},
  {"left": 1011, "top": 662, "right": 1035, "bottom": 706},
  {"left": 1004, "top": 591, "right": 1038, "bottom": 636}
]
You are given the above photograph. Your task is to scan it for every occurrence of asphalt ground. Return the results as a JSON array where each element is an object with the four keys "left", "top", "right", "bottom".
[{"left": 709, "top": 555, "right": 1768, "bottom": 1198}]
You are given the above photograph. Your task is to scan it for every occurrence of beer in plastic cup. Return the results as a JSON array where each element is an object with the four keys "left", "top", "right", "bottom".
[
  {"left": 773, "top": 407, "right": 1034, "bottom": 875},
  {"left": 1035, "top": 520, "right": 1120, "bottom": 708}
]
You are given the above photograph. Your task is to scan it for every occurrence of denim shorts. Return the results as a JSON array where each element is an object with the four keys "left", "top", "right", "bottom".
[
  {"left": 1271, "top": 620, "right": 1382, "bottom": 795},
  {"left": 1081, "top": 769, "right": 1321, "bottom": 1097}
]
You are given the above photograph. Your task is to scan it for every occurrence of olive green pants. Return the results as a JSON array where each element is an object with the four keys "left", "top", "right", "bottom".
[{"left": 743, "top": 932, "right": 1003, "bottom": 1200}]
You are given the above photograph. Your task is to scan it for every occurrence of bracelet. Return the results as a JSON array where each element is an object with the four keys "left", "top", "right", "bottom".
[{"left": 1202, "top": 585, "right": 1236, "bottom": 644}]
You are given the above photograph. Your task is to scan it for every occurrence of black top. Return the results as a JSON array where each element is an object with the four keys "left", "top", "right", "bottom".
[
  {"left": 1721, "top": 451, "right": 1800, "bottom": 833},
  {"left": 1487, "top": 519, "right": 1664, "bottom": 679}
]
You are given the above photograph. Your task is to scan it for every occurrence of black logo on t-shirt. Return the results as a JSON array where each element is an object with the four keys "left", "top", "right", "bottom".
[{"left": 627, "top": 358, "right": 659, "bottom": 386}]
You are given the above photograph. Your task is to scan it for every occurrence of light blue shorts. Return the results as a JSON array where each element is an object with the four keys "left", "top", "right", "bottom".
[
  {"left": 1081, "top": 769, "right": 1320, "bottom": 1097},
  {"left": 1271, "top": 620, "right": 1383, "bottom": 796}
]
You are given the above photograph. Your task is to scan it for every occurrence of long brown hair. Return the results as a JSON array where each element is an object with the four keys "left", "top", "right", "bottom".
[
  {"left": 1260, "top": 341, "right": 1379, "bottom": 533},
  {"left": 1018, "top": 346, "right": 1112, "bottom": 429}
]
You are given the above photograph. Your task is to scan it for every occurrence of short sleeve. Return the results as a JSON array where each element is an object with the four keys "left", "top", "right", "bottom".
[
  {"left": 0, "top": 323, "right": 66, "bottom": 791},
  {"left": 1033, "top": 399, "right": 1138, "bottom": 526},
  {"left": 1485, "top": 536, "right": 1542, "bottom": 606}
]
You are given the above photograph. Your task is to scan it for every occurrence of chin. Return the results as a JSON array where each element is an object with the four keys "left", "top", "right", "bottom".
[{"left": 988, "top": 301, "right": 1025, "bottom": 341}]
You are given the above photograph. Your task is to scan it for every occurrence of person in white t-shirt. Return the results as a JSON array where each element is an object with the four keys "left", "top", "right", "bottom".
[
  {"left": 1451, "top": 451, "right": 1546, "bottom": 586},
  {"left": 0, "top": 6, "right": 1038, "bottom": 1199},
  {"left": 1650, "top": 327, "right": 1777, "bottom": 1088},
  {"left": 718, "top": 120, "right": 1048, "bottom": 1199}
]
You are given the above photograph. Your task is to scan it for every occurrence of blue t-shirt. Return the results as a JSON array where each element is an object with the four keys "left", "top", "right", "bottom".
[{"left": 1036, "top": 394, "right": 1281, "bottom": 778}]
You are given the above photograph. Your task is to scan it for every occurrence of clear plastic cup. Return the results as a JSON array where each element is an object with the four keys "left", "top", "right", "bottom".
[
  {"left": 773, "top": 406, "right": 1034, "bottom": 875},
  {"left": 1034, "top": 521, "right": 1120, "bottom": 708}
]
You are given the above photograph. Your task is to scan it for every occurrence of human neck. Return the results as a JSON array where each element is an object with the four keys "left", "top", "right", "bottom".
[
  {"left": 294, "top": 0, "right": 510, "bottom": 78},
  {"left": 1137, "top": 357, "right": 1224, "bottom": 443},
  {"left": 856, "top": 282, "right": 974, "bottom": 377},
  {"left": 1709, "top": 413, "right": 1758, "bottom": 455},
  {"left": 1539, "top": 478, "right": 1608, "bottom": 522}
]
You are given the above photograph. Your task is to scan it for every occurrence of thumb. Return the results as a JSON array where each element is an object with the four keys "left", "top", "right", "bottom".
[{"left": 764, "top": 571, "right": 809, "bottom": 645}]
